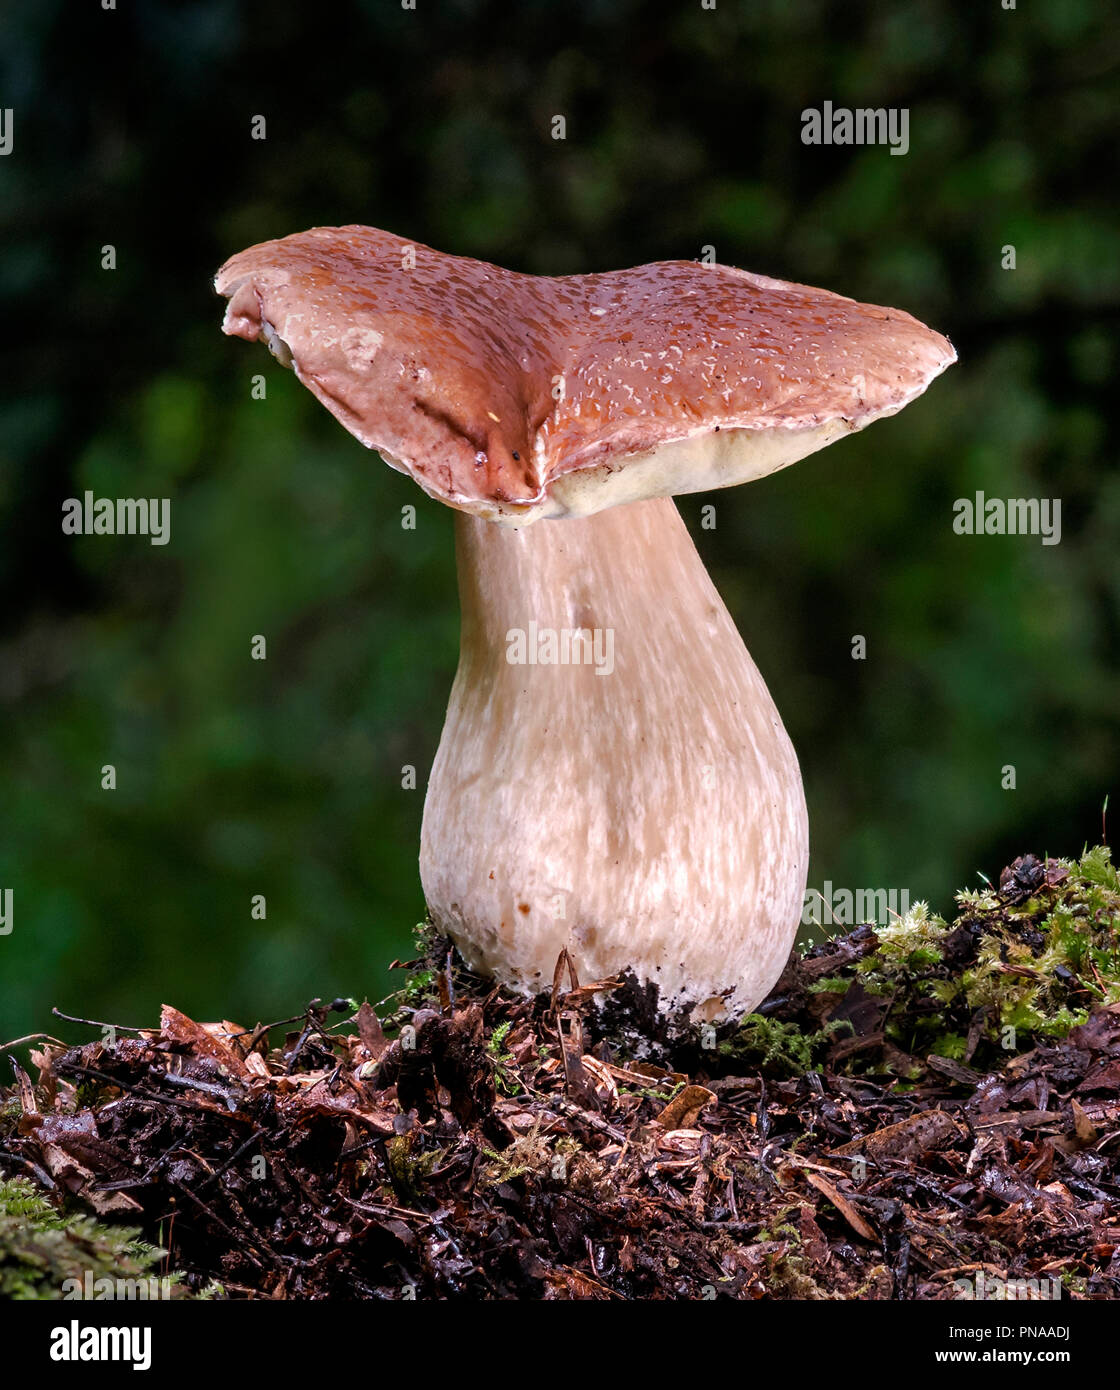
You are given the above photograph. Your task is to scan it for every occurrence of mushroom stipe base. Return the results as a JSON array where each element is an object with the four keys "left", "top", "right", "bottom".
[{"left": 420, "top": 495, "right": 809, "bottom": 1021}]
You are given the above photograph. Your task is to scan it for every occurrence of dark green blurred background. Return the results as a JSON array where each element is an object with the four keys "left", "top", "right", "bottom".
[{"left": 1, "top": 0, "right": 1116, "bottom": 1042}]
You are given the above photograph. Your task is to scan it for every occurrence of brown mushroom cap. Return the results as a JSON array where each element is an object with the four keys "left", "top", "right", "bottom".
[{"left": 216, "top": 225, "right": 955, "bottom": 522}]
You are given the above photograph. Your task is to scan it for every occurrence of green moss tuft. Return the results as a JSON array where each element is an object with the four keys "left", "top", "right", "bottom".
[
  {"left": 719, "top": 1015, "right": 851, "bottom": 1077},
  {"left": 0, "top": 1177, "right": 191, "bottom": 1301}
]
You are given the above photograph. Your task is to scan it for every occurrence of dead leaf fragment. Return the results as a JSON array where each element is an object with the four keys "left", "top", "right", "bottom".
[
  {"left": 804, "top": 1170, "right": 878, "bottom": 1243},
  {"left": 160, "top": 1005, "right": 249, "bottom": 1078},
  {"left": 832, "top": 1108, "right": 964, "bottom": 1162},
  {"left": 355, "top": 1001, "right": 389, "bottom": 1061},
  {"left": 656, "top": 1084, "right": 716, "bottom": 1131},
  {"left": 1071, "top": 1098, "right": 1099, "bottom": 1145}
]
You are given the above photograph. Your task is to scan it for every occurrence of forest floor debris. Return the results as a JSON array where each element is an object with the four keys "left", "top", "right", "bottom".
[{"left": 3, "top": 847, "right": 1120, "bottom": 1300}]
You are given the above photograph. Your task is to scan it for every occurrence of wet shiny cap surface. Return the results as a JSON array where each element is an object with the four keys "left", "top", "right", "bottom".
[{"left": 216, "top": 225, "right": 956, "bottom": 520}]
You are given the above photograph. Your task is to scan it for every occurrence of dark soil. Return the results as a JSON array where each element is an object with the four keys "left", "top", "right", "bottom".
[{"left": 4, "top": 849, "right": 1120, "bottom": 1300}]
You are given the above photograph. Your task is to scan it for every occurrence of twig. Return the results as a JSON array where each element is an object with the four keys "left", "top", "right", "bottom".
[
  {"left": 168, "top": 1180, "right": 276, "bottom": 1271},
  {"left": 51, "top": 1008, "right": 147, "bottom": 1035},
  {"left": 53, "top": 1058, "right": 251, "bottom": 1120},
  {"left": 155, "top": 1067, "right": 242, "bottom": 1109},
  {"left": 0, "top": 1033, "right": 67, "bottom": 1051},
  {"left": 0, "top": 1149, "right": 58, "bottom": 1191},
  {"left": 284, "top": 1025, "right": 313, "bottom": 1075},
  {"left": 553, "top": 1096, "right": 627, "bottom": 1143},
  {"left": 345, "top": 1196, "right": 436, "bottom": 1223}
]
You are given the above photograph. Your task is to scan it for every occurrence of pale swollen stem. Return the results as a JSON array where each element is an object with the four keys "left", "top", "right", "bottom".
[{"left": 419, "top": 495, "right": 808, "bottom": 1020}]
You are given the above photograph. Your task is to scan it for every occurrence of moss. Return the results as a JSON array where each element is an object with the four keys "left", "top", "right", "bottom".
[
  {"left": 480, "top": 1126, "right": 580, "bottom": 1188},
  {"left": 928, "top": 1033, "right": 969, "bottom": 1060},
  {"left": 807, "top": 976, "right": 850, "bottom": 995},
  {"left": 713, "top": 847, "right": 1120, "bottom": 1081},
  {"left": 486, "top": 1020, "right": 523, "bottom": 1096},
  {"left": 719, "top": 1014, "right": 851, "bottom": 1077},
  {"left": 854, "top": 846, "right": 1120, "bottom": 1059},
  {"left": 0, "top": 1177, "right": 192, "bottom": 1301},
  {"left": 755, "top": 1212, "right": 839, "bottom": 1300},
  {"left": 762, "top": 1249, "right": 837, "bottom": 1299},
  {"left": 384, "top": 1132, "right": 441, "bottom": 1205},
  {"left": 862, "top": 900, "right": 950, "bottom": 972}
]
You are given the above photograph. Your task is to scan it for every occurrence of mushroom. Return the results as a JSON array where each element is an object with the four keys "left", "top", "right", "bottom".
[{"left": 215, "top": 226, "right": 955, "bottom": 1020}]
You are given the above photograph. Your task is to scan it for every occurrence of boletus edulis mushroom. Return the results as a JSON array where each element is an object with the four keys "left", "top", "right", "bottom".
[{"left": 215, "top": 226, "right": 955, "bottom": 1021}]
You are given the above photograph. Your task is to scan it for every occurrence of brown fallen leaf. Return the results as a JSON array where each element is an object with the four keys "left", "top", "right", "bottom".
[
  {"left": 657, "top": 1127, "right": 706, "bottom": 1155},
  {"left": 496, "top": 1104, "right": 568, "bottom": 1137},
  {"left": 1077, "top": 1057, "right": 1120, "bottom": 1094},
  {"left": 11, "top": 1058, "right": 37, "bottom": 1117},
  {"left": 624, "top": 1061, "right": 690, "bottom": 1089},
  {"left": 973, "top": 1109, "right": 1059, "bottom": 1131},
  {"left": 804, "top": 1170, "right": 878, "bottom": 1243},
  {"left": 286, "top": 1090, "right": 397, "bottom": 1134},
  {"left": 542, "top": 1267, "right": 616, "bottom": 1300},
  {"left": 579, "top": 1054, "right": 619, "bottom": 1108},
  {"left": 1069, "top": 1004, "right": 1120, "bottom": 1053},
  {"left": 160, "top": 1004, "right": 249, "bottom": 1078},
  {"left": 355, "top": 1001, "right": 389, "bottom": 1061},
  {"left": 1071, "top": 1098, "right": 1099, "bottom": 1145},
  {"left": 29, "top": 1046, "right": 59, "bottom": 1108},
  {"left": 556, "top": 1010, "right": 596, "bottom": 1107},
  {"left": 925, "top": 1053, "right": 983, "bottom": 1085},
  {"left": 41, "top": 1145, "right": 142, "bottom": 1215},
  {"left": 798, "top": 1204, "right": 830, "bottom": 1266},
  {"left": 656, "top": 1084, "right": 716, "bottom": 1131},
  {"left": 20, "top": 1112, "right": 142, "bottom": 1215},
  {"left": 832, "top": 1108, "right": 964, "bottom": 1162},
  {"left": 554, "top": 980, "right": 623, "bottom": 1010},
  {"left": 244, "top": 1051, "right": 270, "bottom": 1079}
]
